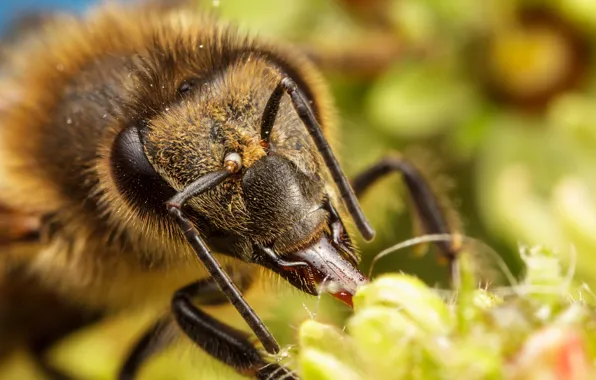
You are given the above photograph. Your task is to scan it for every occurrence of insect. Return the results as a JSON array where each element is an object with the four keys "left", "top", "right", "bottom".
[{"left": 0, "top": 2, "right": 459, "bottom": 379}]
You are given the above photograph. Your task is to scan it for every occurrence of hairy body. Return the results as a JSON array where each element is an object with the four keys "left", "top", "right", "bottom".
[{"left": 0, "top": 4, "right": 336, "bottom": 313}]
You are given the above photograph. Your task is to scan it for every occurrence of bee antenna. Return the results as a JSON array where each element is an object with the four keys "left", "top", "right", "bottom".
[
  {"left": 260, "top": 81, "right": 285, "bottom": 146},
  {"left": 166, "top": 168, "right": 281, "bottom": 354},
  {"left": 278, "top": 76, "right": 375, "bottom": 241}
]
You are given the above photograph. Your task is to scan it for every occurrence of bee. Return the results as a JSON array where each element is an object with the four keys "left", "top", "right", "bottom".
[{"left": 0, "top": 2, "right": 458, "bottom": 379}]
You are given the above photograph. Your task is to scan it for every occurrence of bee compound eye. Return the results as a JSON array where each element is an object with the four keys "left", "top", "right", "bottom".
[
  {"left": 224, "top": 152, "right": 242, "bottom": 173},
  {"left": 110, "top": 125, "right": 176, "bottom": 212}
]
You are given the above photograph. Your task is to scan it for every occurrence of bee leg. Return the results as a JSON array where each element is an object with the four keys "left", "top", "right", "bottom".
[
  {"left": 118, "top": 271, "right": 252, "bottom": 379},
  {"left": 119, "top": 273, "right": 296, "bottom": 380},
  {"left": 351, "top": 156, "right": 460, "bottom": 266},
  {"left": 171, "top": 281, "right": 298, "bottom": 380},
  {"left": 117, "top": 315, "right": 175, "bottom": 380},
  {"left": 164, "top": 170, "right": 295, "bottom": 378}
]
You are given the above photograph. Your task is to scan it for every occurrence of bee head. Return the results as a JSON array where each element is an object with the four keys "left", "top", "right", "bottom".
[{"left": 110, "top": 54, "right": 367, "bottom": 305}]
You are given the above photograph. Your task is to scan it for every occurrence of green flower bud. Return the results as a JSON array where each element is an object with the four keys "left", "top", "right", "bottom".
[{"left": 354, "top": 274, "right": 454, "bottom": 335}]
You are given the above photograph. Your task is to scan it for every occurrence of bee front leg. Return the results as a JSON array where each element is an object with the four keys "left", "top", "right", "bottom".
[
  {"left": 118, "top": 314, "right": 176, "bottom": 380},
  {"left": 351, "top": 155, "right": 461, "bottom": 266},
  {"left": 118, "top": 272, "right": 296, "bottom": 380},
  {"left": 160, "top": 168, "right": 297, "bottom": 379},
  {"left": 171, "top": 280, "right": 297, "bottom": 380}
]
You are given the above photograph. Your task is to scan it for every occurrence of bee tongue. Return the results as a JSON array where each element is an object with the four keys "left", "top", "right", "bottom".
[
  {"left": 286, "top": 235, "right": 368, "bottom": 307},
  {"left": 332, "top": 290, "right": 355, "bottom": 308}
]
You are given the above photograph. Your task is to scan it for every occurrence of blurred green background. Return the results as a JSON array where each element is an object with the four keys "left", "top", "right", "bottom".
[{"left": 3, "top": 0, "right": 596, "bottom": 378}]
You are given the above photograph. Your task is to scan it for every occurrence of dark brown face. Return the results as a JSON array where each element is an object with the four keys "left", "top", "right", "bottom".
[
  {"left": 242, "top": 153, "right": 368, "bottom": 306},
  {"left": 110, "top": 57, "right": 368, "bottom": 305},
  {"left": 112, "top": 126, "right": 367, "bottom": 305}
]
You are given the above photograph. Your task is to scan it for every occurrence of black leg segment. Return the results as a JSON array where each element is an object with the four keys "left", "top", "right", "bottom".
[
  {"left": 119, "top": 272, "right": 296, "bottom": 379},
  {"left": 118, "top": 316, "right": 176, "bottom": 380},
  {"left": 119, "top": 269, "right": 257, "bottom": 380},
  {"left": 167, "top": 166, "right": 279, "bottom": 355},
  {"left": 171, "top": 281, "right": 298, "bottom": 379},
  {"left": 280, "top": 77, "right": 375, "bottom": 241},
  {"left": 352, "top": 155, "right": 460, "bottom": 263}
]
